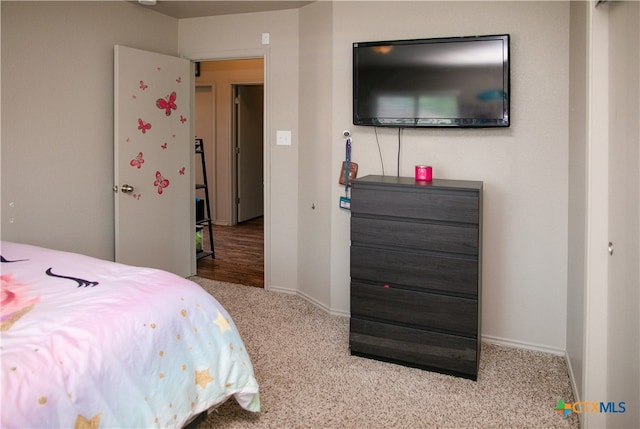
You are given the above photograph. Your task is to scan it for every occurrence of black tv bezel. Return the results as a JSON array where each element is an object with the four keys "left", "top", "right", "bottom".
[{"left": 352, "top": 34, "right": 511, "bottom": 128}]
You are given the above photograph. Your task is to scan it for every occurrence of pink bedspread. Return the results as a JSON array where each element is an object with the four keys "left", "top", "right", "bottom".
[{"left": 0, "top": 241, "right": 259, "bottom": 428}]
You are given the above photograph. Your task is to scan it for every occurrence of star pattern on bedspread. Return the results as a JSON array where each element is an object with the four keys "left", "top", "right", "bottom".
[
  {"left": 0, "top": 241, "right": 261, "bottom": 427},
  {"left": 195, "top": 369, "right": 214, "bottom": 389},
  {"left": 0, "top": 304, "right": 35, "bottom": 332},
  {"left": 74, "top": 413, "right": 101, "bottom": 429},
  {"left": 213, "top": 310, "right": 230, "bottom": 333}
]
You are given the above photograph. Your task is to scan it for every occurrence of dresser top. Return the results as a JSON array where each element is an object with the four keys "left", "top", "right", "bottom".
[{"left": 353, "top": 175, "right": 483, "bottom": 191}]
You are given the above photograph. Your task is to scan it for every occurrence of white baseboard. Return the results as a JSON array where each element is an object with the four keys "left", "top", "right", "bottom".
[
  {"left": 266, "top": 287, "right": 569, "bottom": 357},
  {"left": 481, "top": 334, "right": 566, "bottom": 356},
  {"left": 264, "top": 284, "right": 297, "bottom": 296},
  {"left": 564, "top": 351, "right": 581, "bottom": 401},
  {"left": 563, "top": 350, "right": 584, "bottom": 427},
  {"left": 296, "top": 289, "right": 333, "bottom": 314},
  {"left": 265, "top": 286, "right": 347, "bottom": 318}
]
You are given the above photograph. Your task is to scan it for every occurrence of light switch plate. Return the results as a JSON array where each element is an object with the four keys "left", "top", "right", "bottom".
[
  {"left": 276, "top": 130, "right": 291, "bottom": 146},
  {"left": 262, "top": 32, "right": 270, "bottom": 45}
]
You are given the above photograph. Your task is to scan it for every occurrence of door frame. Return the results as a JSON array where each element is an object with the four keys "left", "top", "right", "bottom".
[{"left": 189, "top": 49, "right": 270, "bottom": 290}]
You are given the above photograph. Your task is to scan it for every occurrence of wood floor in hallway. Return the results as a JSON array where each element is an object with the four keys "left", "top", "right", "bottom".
[{"left": 196, "top": 217, "right": 264, "bottom": 288}]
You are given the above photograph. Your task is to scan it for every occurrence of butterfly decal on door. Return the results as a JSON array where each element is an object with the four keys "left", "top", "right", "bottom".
[
  {"left": 154, "top": 171, "right": 170, "bottom": 195},
  {"left": 156, "top": 91, "right": 177, "bottom": 116},
  {"left": 138, "top": 118, "right": 151, "bottom": 134},
  {"left": 130, "top": 152, "right": 144, "bottom": 169}
]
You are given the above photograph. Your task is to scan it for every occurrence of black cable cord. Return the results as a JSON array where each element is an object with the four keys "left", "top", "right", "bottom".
[
  {"left": 397, "top": 128, "right": 401, "bottom": 177},
  {"left": 374, "top": 127, "right": 385, "bottom": 176}
]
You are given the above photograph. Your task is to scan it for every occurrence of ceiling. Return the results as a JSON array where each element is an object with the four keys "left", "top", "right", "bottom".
[{"left": 136, "top": 1, "right": 315, "bottom": 19}]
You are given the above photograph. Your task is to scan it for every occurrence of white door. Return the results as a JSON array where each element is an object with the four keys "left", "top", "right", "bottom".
[
  {"left": 581, "top": 4, "right": 640, "bottom": 428},
  {"left": 114, "top": 45, "right": 193, "bottom": 277},
  {"left": 235, "top": 85, "right": 264, "bottom": 222},
  {"left": 605, "top": 2, "right": 640, "bottom": 427}
]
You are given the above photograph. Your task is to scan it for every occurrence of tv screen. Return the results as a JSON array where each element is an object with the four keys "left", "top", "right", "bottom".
[{"left": 353, "top": 34, "right": 510, "bottom": 128}]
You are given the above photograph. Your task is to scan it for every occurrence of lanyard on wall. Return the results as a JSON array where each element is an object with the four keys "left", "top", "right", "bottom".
[
  {"left": 339, "top": 136, "right": 352, "bottom": 210},
  {"left": 344, "top": 137, "right": 351, "bottom": 196}
]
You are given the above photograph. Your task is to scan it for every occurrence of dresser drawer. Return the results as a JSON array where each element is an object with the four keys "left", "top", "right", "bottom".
[
  {"left": 351, "top": 216, "right": 478, "bottom": 256},
  {"left": 350, "top": 317, "right": 478, "bottom": 378},
  {"left": 351, "top": 282, "right": 477, "bottom": 336},
  {"left": 350, "top": 245, "right": 478, "bottom": 297},
  {"left": 351, "top": 187, "right": 479, "bottom": 224}
]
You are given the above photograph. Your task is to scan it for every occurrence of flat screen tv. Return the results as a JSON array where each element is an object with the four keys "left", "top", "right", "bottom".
[{"left": 353, "top": 34, "right": 510, "bottom": 128}]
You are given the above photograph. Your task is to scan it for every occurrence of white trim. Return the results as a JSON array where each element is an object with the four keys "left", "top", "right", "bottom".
[
  {"left": 565, "top": 350, "right": 581, "bottom": 402},
  {"left": 185, "top": 48, "right": 268, "bottom": 62},
  {"left": 565, "top": 350, "right": 585, "bottom": 427},
  {"left": 267, "top": 285, "right": 297, "bottom": 296},
  {"left": 266, "top": 286, "right": 349, "bottom": 318},
  {"left": 265, "top": 289, "right": 574, "bottom": 351},
  {"left": 298, "top": 290, "right": 350, "bottom": 318},
  {"left": 481, "top": 334, "right": 566, "bottom": 356}
]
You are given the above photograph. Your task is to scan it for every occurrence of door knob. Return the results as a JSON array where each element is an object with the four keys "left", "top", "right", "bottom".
[
  {"left": 608, "top": 242, "right": 614, "bottom": 255},
  {"left": 121, "top": 184, "right": 134, "bottom": 193}
]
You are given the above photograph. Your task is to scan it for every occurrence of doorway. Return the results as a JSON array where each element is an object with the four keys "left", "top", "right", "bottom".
[{"left": 194, "top": 59, "right": 265, "bottom": 287}]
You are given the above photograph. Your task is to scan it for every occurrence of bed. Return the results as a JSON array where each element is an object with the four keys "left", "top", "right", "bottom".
[{"left": 0, "top": 241, "right": 260, "bottom": 428}]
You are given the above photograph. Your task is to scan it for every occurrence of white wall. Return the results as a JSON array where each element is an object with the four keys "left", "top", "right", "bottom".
[
  {"left": 329, "top": 1, "right": 570, "bottom": 351},
  {"left": 1, "top": 1, "right": 573, "bottom": 352},
  {"left": 1, "top": 1, "right": 178, "bottom": 260},
  {"left": 179, "top": 1, "right": 571, "bottom": 351},
  {"left": 298, "top": 1, "right": 334, "bottom": 309}
]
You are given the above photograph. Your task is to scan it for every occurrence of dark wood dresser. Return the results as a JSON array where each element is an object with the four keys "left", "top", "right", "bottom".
[{"left": 349, "top": 175, "right": 483, "bottom": 380}]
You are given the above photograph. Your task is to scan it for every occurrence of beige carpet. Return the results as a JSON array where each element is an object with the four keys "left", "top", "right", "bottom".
[{"left": 192, "top": 277, "right": 580, "bottom": 429}]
